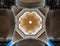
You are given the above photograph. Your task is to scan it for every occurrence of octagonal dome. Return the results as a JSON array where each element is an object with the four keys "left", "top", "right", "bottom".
[
  {"left": 15, "top": 9, "right": 45, "bottom": 38},
  {"left": 19, "top": 11, "right": 42, "bottom": 35}
]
